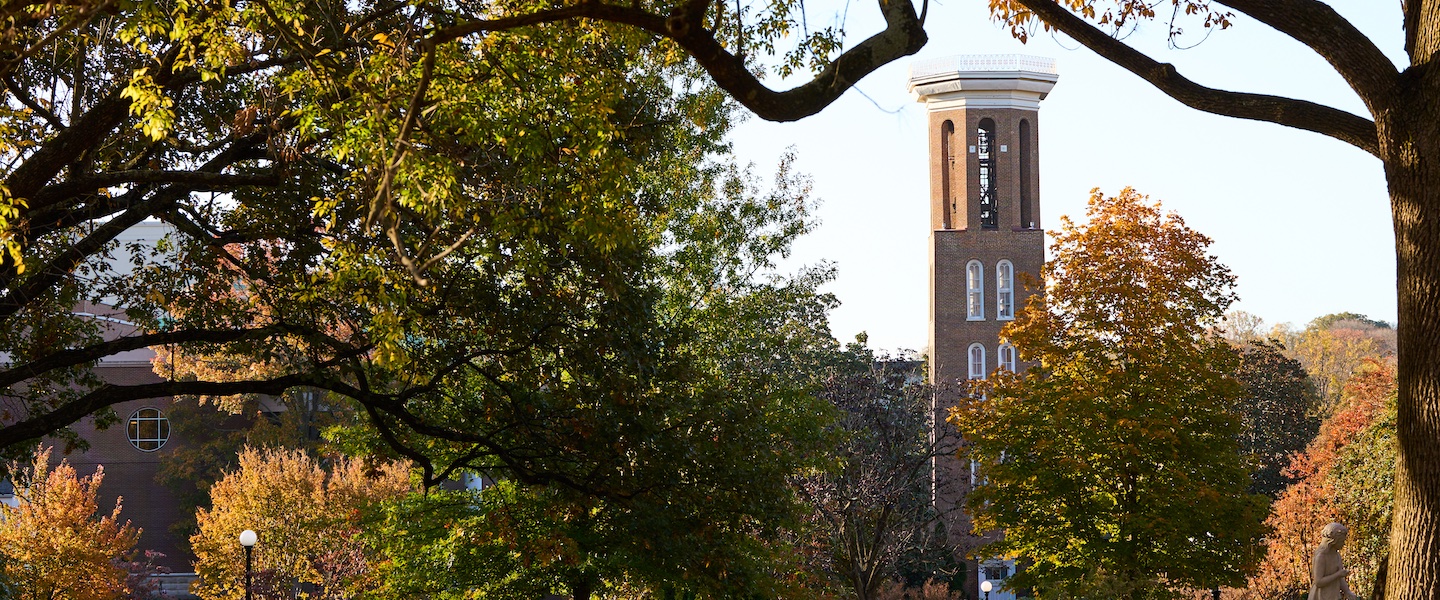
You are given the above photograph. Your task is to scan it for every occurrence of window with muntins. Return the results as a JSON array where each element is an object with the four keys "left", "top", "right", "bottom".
[
  {"left": 998, "top": 343, "right": 1016, "bottom": 372},
  {"left": 997, "top": 259, "right": 1015, "bottom": 320},
  {"left": 127, "top": 407, "right": 170, "bottom": 452},
  {"left": 977, "top": 118, "right": 998, "bottom": 229},
  {"left": 967, "top": 260, "right": 984, "bottom": 320},
  {"left": 968, "top": 343, "right": 986, "bottom": 379}
]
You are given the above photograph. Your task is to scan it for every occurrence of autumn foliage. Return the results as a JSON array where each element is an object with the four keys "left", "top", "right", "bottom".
[
  {"left": 0, "top": 446, "right": 142, "bottom": 600},
  {"left": 191, "top": 448, "right": 411, "bottom": 600},
  {"left": 952, "top": 188, "right": 1267, "bottom": 598},
  {"left": 1246, "top": 360, "right": 1397, "bottom": 599}
]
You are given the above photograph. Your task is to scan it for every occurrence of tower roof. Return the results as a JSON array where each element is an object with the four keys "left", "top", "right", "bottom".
[{"left": 908, "top": 54, "right": 1059, "bottom": 110}]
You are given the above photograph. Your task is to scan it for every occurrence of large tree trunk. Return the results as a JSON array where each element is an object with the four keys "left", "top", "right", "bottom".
[{"left": 1380, "top": 55, "right": 1440, "bottom": 598}]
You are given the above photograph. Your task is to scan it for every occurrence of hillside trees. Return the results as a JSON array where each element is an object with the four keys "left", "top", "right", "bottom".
[
  {"left": 1248, "top": 360, "right": 1397, "bottom": 599},
  {"left": 1232, "top": 340, "right": 1320, "bottom": 498},
  {"left": 951, "top": 188, "right": 1268, "bottom": 598}
]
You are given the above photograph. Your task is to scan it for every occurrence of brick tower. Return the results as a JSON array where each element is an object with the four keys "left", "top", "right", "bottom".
[{"left": 908, "top": 54, "right": 1057, "bottom": 598}]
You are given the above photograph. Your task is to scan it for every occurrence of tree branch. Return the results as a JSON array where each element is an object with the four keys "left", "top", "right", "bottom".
[
  {"left": 3, "top": 74, "right": 66, "bottom": 130},
  {"left": 1013, "top": 0, "right": 1380, "bottom": 157},
  {"left": 430, "top": 0, "right": 927, "bottom": 122},
  {"left": 1220, "top": 0, "right": 1397, "bottom": 108},
  {"left": 0, "top": 374, "right": 313, "bottom": 450},
  {"left": 60, "top": 170, "right": 281, "bottom": 192},
  {"left": 0, "top": 325, "right": 295, "bottom": 389}
]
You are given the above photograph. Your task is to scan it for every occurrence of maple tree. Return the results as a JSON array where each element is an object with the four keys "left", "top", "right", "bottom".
[
  {"left": 951, "top": 188, "right": 1268, "bottom": 599},
  {"left": 190, "top": 447, "right": 410, "bottom": 600},
  {"left": 0, "top": 445, "right": 142, "bottom": 600},
  {"left": 1247, "top": 360, "right": 1396, "bottom": 600}
]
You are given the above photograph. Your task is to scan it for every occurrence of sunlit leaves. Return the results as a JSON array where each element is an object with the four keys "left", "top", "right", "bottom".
[
  {"left": 951, "top": 188, "right": 1266, "bottom": 597},
  {"left": 190, "top": 447, "right": 411, "bottom": 600},
  {"left": 989, "top": 0, "right": 1232, "bottom": 45},
  {"left": 0, "top": 446, "right": 141, "bottom": 600}
]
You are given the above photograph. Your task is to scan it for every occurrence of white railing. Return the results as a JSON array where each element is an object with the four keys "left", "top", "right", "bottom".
[{"left": 909, "top": 54, "right": 1057, "bottom": 78}]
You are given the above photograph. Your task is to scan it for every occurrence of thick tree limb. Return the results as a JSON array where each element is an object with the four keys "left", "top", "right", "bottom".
[
  {"left": 1013, "top": 0, "right": 1381, "bottom": 157},
  {"left": 0, "top": 374, "right": 314, "bottom": 450},
  {"left": 0, "top": 325, "right": 296, "bottom": 389},
  {"left": 3, "top": 88, "right": 130, "bottom": 202},
  {"left": 0, "top": 188, "right": 175, "bottom": 318},
  {"left": 431, "top": 0, "right": 927, "bottom": 122},
  {"left": 1220, "top": 0, "right": 1397, "bottom": 108}
]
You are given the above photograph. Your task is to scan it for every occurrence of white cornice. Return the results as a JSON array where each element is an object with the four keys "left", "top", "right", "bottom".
[{"left": 907, "top": 54, "right": 1059, "bottom": 111}]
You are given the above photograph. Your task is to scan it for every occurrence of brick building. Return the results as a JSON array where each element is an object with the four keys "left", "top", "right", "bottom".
[{"left": 908, "top": 54, "right": 1058, "bottom": 600}]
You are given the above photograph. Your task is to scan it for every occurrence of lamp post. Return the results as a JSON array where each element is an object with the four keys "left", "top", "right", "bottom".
[
  {"left": 239, "top": 529, "right": 257, "bottom": 600},
  {"left": 981, "top": 579, "right": 993, "bottom": 600}
]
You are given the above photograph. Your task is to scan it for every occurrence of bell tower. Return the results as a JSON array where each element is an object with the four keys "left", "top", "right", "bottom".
[{"left": 908, "top": 54, "right": 1057, "bottom": 598}]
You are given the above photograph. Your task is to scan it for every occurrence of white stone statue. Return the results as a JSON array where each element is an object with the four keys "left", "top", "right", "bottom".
[{"left": 1309, "top": 522, "right": 1359, "bottom": 600}]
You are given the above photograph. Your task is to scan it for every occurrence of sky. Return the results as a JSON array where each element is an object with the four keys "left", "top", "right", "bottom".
[{"left": 726, "top": 0, "right": 1405, "bottom": 355}]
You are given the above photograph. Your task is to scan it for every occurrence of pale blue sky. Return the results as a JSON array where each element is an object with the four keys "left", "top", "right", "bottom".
[{"left": 729, "top": 0, "right": 1403, "bottom": 354}]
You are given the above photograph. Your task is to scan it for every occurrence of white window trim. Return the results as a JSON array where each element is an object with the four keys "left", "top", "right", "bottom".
[
  {"left": 998, "top": 343, "right": 1016, "bottom": 373},
  {"left": 968, "top": 343, "right": 987, "bottom": 380},
  {"left": 966, "top": 260, "right": 985, "bottom": 321},
  {"left": 996, "top": 259, "right": 1015, "bottom": 321}
]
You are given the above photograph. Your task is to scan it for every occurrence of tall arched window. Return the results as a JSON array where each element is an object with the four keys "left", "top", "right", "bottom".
[
  {"left": 966, "top": 260, "right": 984, "bottom": 320},
  {"left": 1019, "top": 119, "right": 1034, "bottom": 228},
  {"left": 976, "top": 118, "right": 998, "bottom": 229},
  {"left": 996, "top": 259, "right": 1015, "bottom": 320},
  {"left": 998, "top": 343, "right": 1016, "bottom": 372},
  {"left": 968, "top": 343, "right": 987, "bottom": 379},
  {"left": 941, "top": 120, "right": 956, "bottom": 229}
]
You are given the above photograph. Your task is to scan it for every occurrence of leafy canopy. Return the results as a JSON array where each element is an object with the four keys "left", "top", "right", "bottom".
[{"left": 951, "top": 188, "right": 1267, "bottom": 598}]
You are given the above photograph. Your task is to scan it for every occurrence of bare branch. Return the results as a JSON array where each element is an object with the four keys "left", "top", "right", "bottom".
[{"left": 3, "top": 74, "right": 65, "bottom": 130}]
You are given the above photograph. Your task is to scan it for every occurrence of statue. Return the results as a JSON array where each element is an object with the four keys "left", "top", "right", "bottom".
[{"left": 1310, "top": 522, "right": 1359, "bottom": 600}]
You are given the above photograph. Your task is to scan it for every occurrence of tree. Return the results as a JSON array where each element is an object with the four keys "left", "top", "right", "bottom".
[
  {"left": 0, "top": 0, "right": 838, "bottom": 503},
  {"left": 1247, "top": 360, "right": 1396, "bottom": 600},
  {"left": 190, "top": 447, "right": 411, "bottom": 600},
  {"left": 1232, "top": 339, "right": 1320, "bottom": 499},
  {"left": 11, "top": 0, "right": 1440, "bottom": 592},
  {"left": 0, "top": 445, "right": 142, "bottom": 600},
  {"left": 154, "top": 396, "right": 342, "bottom": 551},
  {"left": 794, "top": 343, "right": 964, "bottom": 599},
  {"left": 950, "top": 188, "right": 1268, "bottom": 599}
]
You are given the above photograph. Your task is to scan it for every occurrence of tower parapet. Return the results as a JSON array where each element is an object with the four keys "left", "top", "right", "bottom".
[{"left": 909, "top": 54, "right": 1058, "bottom": 111}]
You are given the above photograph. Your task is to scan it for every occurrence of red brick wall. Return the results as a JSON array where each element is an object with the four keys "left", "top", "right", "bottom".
[
  {"left": 925, "top": 101, "right": 1048, "bottom": 592},
  {"left": 50, "top": 365, "right": 193, "bottom": 571}
]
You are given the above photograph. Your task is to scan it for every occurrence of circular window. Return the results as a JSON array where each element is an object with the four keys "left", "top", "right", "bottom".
[{"left": 127, "top": 408, "right": 170, "bottom": 452}]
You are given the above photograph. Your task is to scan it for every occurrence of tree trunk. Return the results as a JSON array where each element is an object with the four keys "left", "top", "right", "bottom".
[{"left": 1380, "top": 58, "right": 1440, "bottom": 599}]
